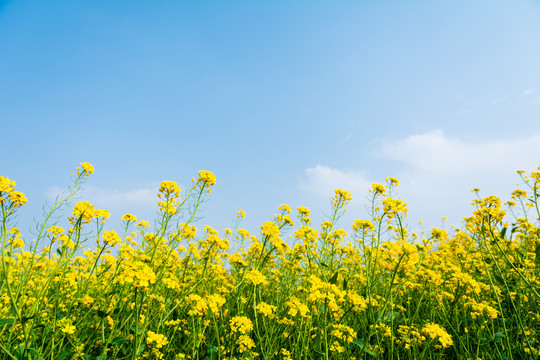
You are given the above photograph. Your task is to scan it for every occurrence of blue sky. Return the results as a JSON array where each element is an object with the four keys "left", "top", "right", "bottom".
[{"left": 2, "top": 0, "right": 540, "bottom": 241}]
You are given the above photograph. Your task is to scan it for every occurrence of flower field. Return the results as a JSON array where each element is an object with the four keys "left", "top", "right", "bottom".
[{"left": 0, "top": 163, "right": 539, "bottom": 359}]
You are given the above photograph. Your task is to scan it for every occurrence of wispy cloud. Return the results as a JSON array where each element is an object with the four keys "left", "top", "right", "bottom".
[
  {"left": 299, "top": 165, "right": 371, "bottom": 200},
  {"left": 522, "top": 88, "right": 535, "bottom": 96},
  {"left": 377, "top": 130, "right": 540, "bottom": 175}
]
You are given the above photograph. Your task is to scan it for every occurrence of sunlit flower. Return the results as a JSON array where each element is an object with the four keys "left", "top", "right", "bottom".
[
  {"left": 198, "top": 170, "right": 216, "bottom": 186},
  {"left": 122, "top": 213, "right": 138, "bottom": 222}
]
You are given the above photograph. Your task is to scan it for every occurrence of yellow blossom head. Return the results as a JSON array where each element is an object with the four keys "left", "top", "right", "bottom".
[
  {"left": 0, "top": 176, "right": 16, "bottom": 193},
  {"left": 197, "top": 170, "right": 216, "bottom": 186},
  {"left": 372, "top": 183, "right": 386, "bottom": 195},
  {"left": 8, "top": 191, "right": 27, "bottom": 208},
  {"left": 122, "top": 213, "right": 138, "bottom": 222},
  {"left": 159, "top": 180, "right": 180, "bottom": 198}
]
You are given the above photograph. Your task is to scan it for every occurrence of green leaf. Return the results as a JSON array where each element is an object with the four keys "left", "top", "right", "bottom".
[
  {"left": 329, "top": 271, "right": 339, "bottom": 285},
  {"left": 352, "top": 339, "right": 376, "bottom": 356},
  {"left": 136, "top": 343, "right": 146, "bottom": 356},
  {"left": 493, "top": 332, "right": 505, "bottom": 342},
  {"left": 342, "top": 278, "right": 348, "bottom": 291},
  {"left": 111, "top": 337, "right": 130, "bottom": 346},
  {"left": 383, "top": 311, "right": 399, "bottom": 323},
  {"left": 129, "top": 326, "right": 145, "bottom": 335},
  {"left": 207, "top": 346, "right": 218, "bottom": 360},
  {"left": 500, "top": 227, "right": 507, "bottom": 239},
  {"left": 21, "top": 315, "right": 36, "bottom": 324},
  {"left": 320, "top": 262, "right": 328, "bottom": 267},
  {"left": 0, "top": 318, "right": 15, "bottom": 325},
  {"left": 13, "top": 345, "right": 42, "bottom": 360},
  {"left": 54, "top": 349, "right": 74, "bottom": 360}
]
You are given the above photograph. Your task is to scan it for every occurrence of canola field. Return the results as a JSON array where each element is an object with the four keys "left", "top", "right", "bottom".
[{"left": 0, "top": 163, "right": 539, "bottom": 359}]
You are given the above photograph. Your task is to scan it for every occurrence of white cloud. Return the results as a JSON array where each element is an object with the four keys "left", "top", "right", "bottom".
[
  {"left": 522, "top": 88, "right": 535, "bottom": 96},
  {"left": 377, "top": 130, "right": 540, "bottom": 175},
  {"left": 299, "top": 165, "right": 372, "bottom": 200},
  {"left": 299, "top": 131, "right": 540, "bottom": 230}
]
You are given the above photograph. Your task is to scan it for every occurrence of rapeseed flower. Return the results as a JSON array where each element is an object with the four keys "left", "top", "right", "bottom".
[
  {"left": 230, "top": 316, "right": 253, "bottom": 334},
  {"left": 122, "top": 213, "right": 138, "bottom": 222},
  {"left": 256, "top": 302, "right": 276, "bottom": 317},
  {"left": 371, "top": 183, "right": 385, "bottom": 194},
  {"left": 69, "top": 201, "right": 97, "bottom": 224},
  {"left": 80, "top": 162, "right": 94, "bottom": 176},
  {"left": 198, "top": 170, "right": 216, "bottom": 186},
  {"left": 382, "top": 198, "right": 408, "bottom": 218},
  {"left": 422, "top": 323, "right": 453, "bottom": 348},
  {"left": 245, "top": 269, "right": 267, "bottom": 286},
  {"left": 0, "top": 176, "right": 16, "bottom": 193},
  {"left": 101, "top": 230, "right": 121, "bottom": 247},
  {"left": 260, "top": 221, "right": 280, "bottom": 238},
  {"left": 146, "top": 331, "right": 169, "bottom": 348},
  {"left": 7, "top": 191, "right": 27, "bottom": 207}
]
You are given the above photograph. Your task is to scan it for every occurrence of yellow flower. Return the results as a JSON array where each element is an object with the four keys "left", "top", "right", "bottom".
[
  {"left": 229, "top": 252, "right": 247, "bottom": 267},
  {"left": 332, "top": 189, "right": 353, "bottom": 208},
  {"left": 278, "top": 204, "right": 292, "bottom": 213},
  {"left": 185, "top": 294, "right": 208, "bottom": 316},
  {"left": 159, "top": 180, "right": 180, "bottom": 197},
  {"left": 257, "top": 302, "right": 276, "bottom": 317},
  {"left": 101, "top": 230, "right": 122, "bottom": 247},
  {"left": 8, "top": 237, "right": 24, "bottom": 248},
  {"left": 146, "top": 331, "right": 169, "bottom": 349},
  {"left": 237, "top": 209, "right": 246, "bottom": 218},
  {"left": 245, "top": 269, "right": 267, "bottom": 286},
  {"left": 297, "top": 206, "right": 311, "bottom": 216},
  {"left": 116, "top": 260, "right": 156, "bottom": 288},
  {"left": 206, "top": 294, "right": 226, "bottom": 316},
  {"left": 261, "top": 221, "right": 280, "bottom": 238},
  {"left": 237, "top": 334, "right": 255, "bottom": 353},
  {"left": 421, "top": 323, "right": 453, "bottom": 348},
  {"left": 137, "top": 220, "right": 150, "bottom": 228},
  {"left": 381, "top": 198, "right": 408, "bottom": 219},
  {"left": 70, "top": 201, "right": 97, "bottom": 224},
  {"left": 122, "top": 213, "right": 138, "bottom": 222},
  {"left": 95, "top": 209, "right": 110, "bottom": 222},
  {"left": 61, "top": 323, "right": 76, "bottom": 335},
  {"left": 352, "top": 219, "right": 374, "bottom": 232},
  {"left": 277, "top": 214, "right": 294, "bottom": 226},
  {"left": 511, "top": 189, "right": 527, "bottom": 199},
  {"left": 0, "top": 176, "right": 16, "bottom": 193},
  {"left": 331, "top": 324, "right": 357, "bottom": 343},
  {"left": 286, "top": 297, "right": 310, "bottom": 318},
  {"left": 80, "top": 162, "right": 94, "bottom": 176},
  {"left": 230, "top": 316, "right": 253, "bottom": 334},
  {"left": 294, "top": 226, "right": 318, "bottom": 244},
  {"left": 371, "top": 183, "right": 386, "bottom": 194},
  {"left": 386, "top": 176, "right": 399, "bottom": 186},
  {"left": 198, "top": 170, "right": 216, "bottom": 186},
  {"left": 430, "top": 227, "right": 448, "bottom": 241},
  {"left": 47, "top": 226, "right": 65, "bottom": 237},
  {"left": 8, "top": 191, "right": 27, "bottom": 207}
]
